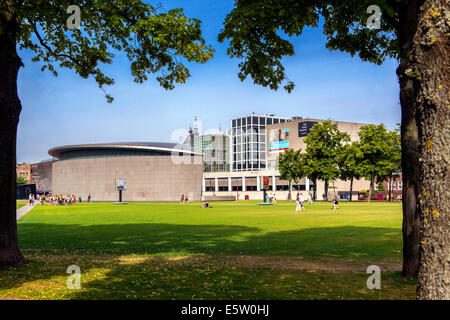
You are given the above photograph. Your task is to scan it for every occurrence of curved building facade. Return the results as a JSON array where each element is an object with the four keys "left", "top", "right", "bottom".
[{"left": 49, "top": 142, "right": 203, "bottom": 201}]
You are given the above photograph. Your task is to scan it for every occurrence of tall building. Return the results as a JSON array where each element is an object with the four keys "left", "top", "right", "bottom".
[
  {"left": 191, "top": 132, "right": 230, "bottom": 172},
  {"left": 16, "top": 163, "right": 31, "bottom": 183},
  {"left": 185, "top": 116, "right": 231, "bottom": 173},
  {"left": 230, "top": 114, "right": 291, "bottom": 172}
]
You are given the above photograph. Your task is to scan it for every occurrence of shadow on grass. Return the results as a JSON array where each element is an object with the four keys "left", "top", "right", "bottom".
[
  {"left": 0, "top": 223, "right": 402, "bottom": 295},
  {"left": 17, "top": 223, "right": 401, "bottom": 259}
]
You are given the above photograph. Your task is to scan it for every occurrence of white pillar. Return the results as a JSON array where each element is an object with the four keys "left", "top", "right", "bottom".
[
  {"left": 257, "top": 176, "right": 261, "bottom": 191},
  {"left": 272, "top": 175, "right": 276, "bottom": 191},
  {"left": 215, "top": 177, "right": 219, "bottom": 192},
  {"left": 242, "top": 176, "right": 246, "bottom": 192},
  {"left": 202, "top": 178, "right": 206, "bottom": 192},
  {"left": 305, "top": 177, "right": 310, "bottom": 192},
  {"left": 228, "top": 177, "right": 232, "bottom": 192}
]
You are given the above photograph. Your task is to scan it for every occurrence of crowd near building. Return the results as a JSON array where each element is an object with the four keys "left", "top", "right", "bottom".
[{"left": 18, "top": 113, "right": 402, "bottom": 202}]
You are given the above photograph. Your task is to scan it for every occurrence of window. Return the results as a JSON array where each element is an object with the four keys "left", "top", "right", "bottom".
[
  {"left": 398, "top": 181, "right": 403, "bottom": 190},
  {"left": 267, "top": 118, "right": 272, "bottom": 125},
  {"left": 242, "top": 118, "right": 246, "bottom": 125},
  {"left": 273, "top": 118, "right": 279, "bottom": 124},
  {"left": 259, "top": 117, "right": 266, "bottom": 125},
  {"left": 237, "top": 119, "right": 241, "bottom": 126},
  {"left": 232, "top": 119, "right": 236, "bottom": 128}
]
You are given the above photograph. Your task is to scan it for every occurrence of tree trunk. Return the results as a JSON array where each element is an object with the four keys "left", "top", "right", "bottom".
[
  {"left": 324, "top": 180, "right": 328, "bottom": 201},
  {"left": 312, "top": 178, "right": 317, "bottom": 201},
  {"left": 288, "top": 180, "right": 292, "bottom": 201},
  {"left": 397, "top": 0, "right": 449, "bottom": 299},
  {"left": 0, "top": 10, "right": 27, "bottom": 268},
  {"left": 349, "top": 178, "right": 353, "bottom": 202},
  {"left": 367, "top": 178, "right": 373, "bottom": 203},
  {"left": 388, "top": 177, "right": 392, "bottom": 202},
  {"left": 397, "top": 0, "right": 422, "bottom": 280}
]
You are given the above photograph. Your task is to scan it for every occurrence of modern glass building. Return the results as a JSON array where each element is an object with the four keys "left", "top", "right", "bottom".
[
  {"left": 191, "top": 133, "right": 230, "bottom": 172},
  {"left": 231, "top": 114, "right": 291, "bottom": 171}
]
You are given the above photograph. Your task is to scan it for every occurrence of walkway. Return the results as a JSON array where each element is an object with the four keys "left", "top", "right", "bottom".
[{"left": 16, "top": 203, "right": 35, "bottom": 220}]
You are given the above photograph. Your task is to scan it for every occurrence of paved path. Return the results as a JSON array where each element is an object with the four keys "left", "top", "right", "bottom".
[{"left": 17, "top": 204, "right": 35, "bottom": 220}]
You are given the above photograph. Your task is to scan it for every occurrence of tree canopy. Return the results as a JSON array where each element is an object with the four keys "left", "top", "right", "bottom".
[
  {"left": 302, "top": 121, "right": 350, "bottom": 201},
  {"left": 8, "top": 0, "right": 215, "bottom": 101},
  {"left": 278, "top": 148, "right": 304, "bottom": 200},
  {"left": 218, "top": 0, "right": 404, "bottom": 92}
]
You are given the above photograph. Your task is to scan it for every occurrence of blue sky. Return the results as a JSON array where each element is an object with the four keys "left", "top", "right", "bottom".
[{"left": 17, "top": 0, "right": 400, "bottom": 163}]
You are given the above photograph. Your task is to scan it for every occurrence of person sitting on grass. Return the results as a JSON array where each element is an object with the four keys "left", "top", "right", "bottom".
[{"left": 201, "top": 201, "right": 211, "bottom": 208}]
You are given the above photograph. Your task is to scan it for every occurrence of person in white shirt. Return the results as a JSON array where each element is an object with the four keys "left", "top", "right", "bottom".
[{"left": 299, "top": 193, "right": 306, "bottom": 212}]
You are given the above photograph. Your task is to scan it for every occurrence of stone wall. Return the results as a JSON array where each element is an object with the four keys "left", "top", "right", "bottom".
[{"left": 52, "top": 155, "right": 203, "bottom": 201}]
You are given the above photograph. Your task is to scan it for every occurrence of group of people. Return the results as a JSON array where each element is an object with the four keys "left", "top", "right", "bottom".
[
  {"left": 179, "top": 193, "right": 190, "bottom": 204},
  {"left": 28, "top": 193, "right": 92, "bottom": 206},
  {"left": 266, "top": 193, "right": 277, "bottom": 205},
  {"left": 295, "top": 192, "right": 315, "bottom": 212}
]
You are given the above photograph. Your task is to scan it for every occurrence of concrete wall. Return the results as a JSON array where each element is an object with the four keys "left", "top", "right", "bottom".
[{"left": 52, "top": 155, "right": 203, "bottom": 201}]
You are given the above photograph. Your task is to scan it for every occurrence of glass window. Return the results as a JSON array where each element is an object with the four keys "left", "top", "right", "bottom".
[
  {"left": 242, "top": 118, "right": 246, "bottom": 125},
  {"left": 260, "top": 117, "right": 266, "bottom": 125},
  {"left": 273, "top": 118, "right": 279, "bottom": 124},
  {"left": 237, "top": 119, "right": 241, "bottom": 126},
  {"left": 253, "top": 116, "right": 258, "bottom": 124},
  {"left": 267, "top": 118, "right": 272, "bottom": 125},
  {"left": 232, "top": 119, "right": 236, "bottom": 128}
]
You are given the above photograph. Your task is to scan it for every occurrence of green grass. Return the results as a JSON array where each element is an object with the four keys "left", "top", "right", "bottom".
[
  {"left": 16, "top": 200, "right": 27, "bottom": 210},
  {"left": 0, "top": 201, "right": 416, "bottom": 299}
]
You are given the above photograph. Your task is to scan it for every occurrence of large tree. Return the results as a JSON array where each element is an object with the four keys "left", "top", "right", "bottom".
[
  {"left": 337, "top": 142, "right": 361, "bottom": 202},
  {"left": 0, "top": 0, "right": 214, "bottom": 268},
  {"left": 219, "top": 0, "right": 449, "bottom": 298},
  {"left": 302, "top": 121, "right": 350, "bottom": 202},
  {"left": 357, "top": 124, "right": 400, "bottom": 203},
  {"left": 277, "top": 148, "right": 304, "bottom": 201}
]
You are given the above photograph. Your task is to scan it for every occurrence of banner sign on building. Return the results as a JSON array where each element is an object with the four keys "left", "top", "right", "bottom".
[
  {"left": 269, "top": 128, "right": 289, "bottom": 152},
  {"left": 298, "top": 121, "right": 318, "bottom": 137},
  {"left": 116, "top": 178, "right": 127, "bottom": 191}
]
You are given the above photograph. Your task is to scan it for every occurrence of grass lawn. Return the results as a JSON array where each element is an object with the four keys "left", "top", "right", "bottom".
[
  {"left": 0, "top": 201, "right": 416, "bottom": 299},
  {"left": 16, "top": 200, "right": 27, "bottom": 210}
]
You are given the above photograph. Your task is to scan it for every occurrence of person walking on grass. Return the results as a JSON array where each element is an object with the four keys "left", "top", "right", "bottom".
[
  {"left": 332, "top": 195, "right": 339, "bottom": 210},
  {"left": 296, "top": 192, "right": 301, "bottom": 212},
  {"left": 299, "top": 193, "right": 306, "bottom": 212},
  {"left": 308, "top": 192, "right": 314, "bottom": 205}
]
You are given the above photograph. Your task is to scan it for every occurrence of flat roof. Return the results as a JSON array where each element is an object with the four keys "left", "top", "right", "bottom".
[{"left": 48, "top": 142, "right": 202, "bottom": 158}]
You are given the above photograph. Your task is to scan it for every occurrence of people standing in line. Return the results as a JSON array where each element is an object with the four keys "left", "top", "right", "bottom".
[
  {"left": 273, "top": 193, "right": 277, "bottom": 205},
  {"left": 180, "top": 193, "right": 185, "bottom": 205},
  {"left": 88, "top": 193, "right": 92, "bottom": 204}
]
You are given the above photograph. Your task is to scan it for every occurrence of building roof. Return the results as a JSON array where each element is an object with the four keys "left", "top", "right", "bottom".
[{"left": 48, "top": 142, "right": 202, "bottom": 159}]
